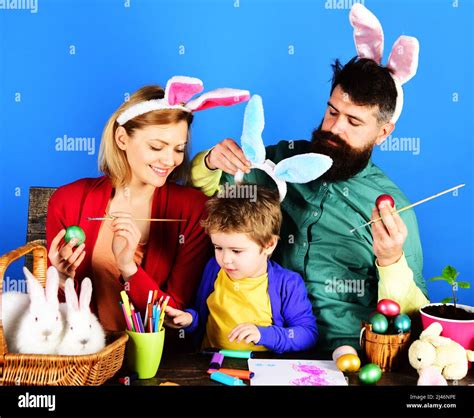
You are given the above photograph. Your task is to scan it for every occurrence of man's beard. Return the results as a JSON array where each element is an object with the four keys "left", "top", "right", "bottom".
[{"left": 310, "top": 127, "right": 375, "bottom": 182}]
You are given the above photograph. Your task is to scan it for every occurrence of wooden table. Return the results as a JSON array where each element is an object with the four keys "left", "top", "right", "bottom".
[{"left": 129, "top": 349, "right": 474, "bottom": 386}]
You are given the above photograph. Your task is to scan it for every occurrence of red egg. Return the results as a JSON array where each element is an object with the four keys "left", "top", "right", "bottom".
[
  {"left": 375, "top": 194, "right": 395, "bottom": 209},
  {"left": 376, "top": 299, "right": 400, "bottom": 317}
]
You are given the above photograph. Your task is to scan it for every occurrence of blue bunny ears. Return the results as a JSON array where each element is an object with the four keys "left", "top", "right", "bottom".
[{"left": 235, "top": 95, "right": 333, "bottom": 201}]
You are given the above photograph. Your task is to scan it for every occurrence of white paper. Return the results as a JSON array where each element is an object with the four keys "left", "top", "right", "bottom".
[{"left": 248, "top": 359, "right": 348, "bottom": 386}]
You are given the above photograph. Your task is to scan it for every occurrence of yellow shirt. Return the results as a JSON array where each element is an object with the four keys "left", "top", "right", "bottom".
[{"left": 204, "top": 269, "right": 273, "bottom": 351}]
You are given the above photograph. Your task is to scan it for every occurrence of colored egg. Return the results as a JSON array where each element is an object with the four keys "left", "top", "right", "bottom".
[
  {"left": 369, "top": 313, "right": 389, "bottom": 334},
  {"left": 65, "top": 226, "right": 86, "bottom": 246},
  {"left": 376, "top": 299, "right": 400, "bottom": 317},
  {"left": 336, "top": 354, "right": 361, "bottom": 372},
  {"left": 375, "top": 194, "right": 395, "bottom": 209},
  {"left": 358, "top": 363, "right": 382, "bottom": 385},
  {"left": 393, "top": 313, "right": 411, "bottom": 333},
  {"left": 332, "top": 345, "right": 358, "bottom": 362}
]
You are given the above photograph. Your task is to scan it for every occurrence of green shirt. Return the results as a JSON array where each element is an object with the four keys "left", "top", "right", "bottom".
[{"left": 219, "top": 140, "right": 428, "bottom": 350}]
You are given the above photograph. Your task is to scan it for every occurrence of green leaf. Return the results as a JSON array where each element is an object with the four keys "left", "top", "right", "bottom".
[
  {"left": 430, "top": 276, "right": 448, "bottom": 282},
  {"left": 457, "top": 282, "right": 471, "bottom": 289},
  {"left": 440, "top": 297, "right": 453, "bottom": 304},
  {"left": 442, "top": 265, "right": 459, "bottom": 280}
]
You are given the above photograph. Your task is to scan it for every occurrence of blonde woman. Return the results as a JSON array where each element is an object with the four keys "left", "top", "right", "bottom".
[{"left": 46, "top": 76, "right": 249, "bottom": 331}]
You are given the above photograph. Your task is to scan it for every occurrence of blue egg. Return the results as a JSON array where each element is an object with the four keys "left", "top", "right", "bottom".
[{"left": 393, "top": 314, "right": 411, "bottom": 333}]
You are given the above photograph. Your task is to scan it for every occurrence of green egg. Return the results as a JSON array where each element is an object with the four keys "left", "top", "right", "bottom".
[
  {"left": 358, "top": 363, "right": 382, "bottom": 385},
  {"left": 65, "top": 226, "right": 86, "bottom": 246},
  {"left": 393, "top": 314, "right": 411, "bottom": 333},
  {"left": 369, "top": 313, "right": 388, "bottom": 334}
]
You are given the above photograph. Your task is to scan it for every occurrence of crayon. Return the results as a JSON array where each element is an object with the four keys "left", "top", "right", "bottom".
[
  {"left": 207, "top": 368, "right": 254, "bottom": 380},
  {"left": 219, "top": 349, "right": 254, "bottom": 359},
  {"left": 210, "top": 371, "right": 246, "bottom": 386},
  {"left": 209, "top": 353, "right": 224, "bottom": 370}
]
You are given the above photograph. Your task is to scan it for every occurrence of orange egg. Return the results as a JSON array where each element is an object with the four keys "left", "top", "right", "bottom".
[{"left": 336, "top": 354, "right": 361, "bottom": 372}]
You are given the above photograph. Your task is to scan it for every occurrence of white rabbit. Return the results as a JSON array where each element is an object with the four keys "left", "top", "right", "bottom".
[
  {"left": 2, "top": 266, "right": 65, "bottom": 354},
  {"left": 57, "top": 277, "right": 106, "bottom": 355}
]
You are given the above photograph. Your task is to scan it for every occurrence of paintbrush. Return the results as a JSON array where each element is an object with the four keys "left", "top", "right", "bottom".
[{"left": 350, "top": 184, "right": 465, "bottom": 233}]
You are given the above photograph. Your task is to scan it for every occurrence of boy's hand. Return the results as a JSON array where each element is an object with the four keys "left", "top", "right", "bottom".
[
  {"left": 228, "top": 323, "right": 261, "bottom": 345},
  {"left": 164, "top": 306, "right": 193, "bottom": 329}
]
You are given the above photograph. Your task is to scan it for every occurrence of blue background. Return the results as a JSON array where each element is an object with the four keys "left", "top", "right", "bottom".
[{"left": 1, "top": 0, "right": 473, "bottom": 304}]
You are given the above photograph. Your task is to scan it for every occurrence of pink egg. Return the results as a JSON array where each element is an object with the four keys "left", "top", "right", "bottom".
[
  {"left": 376, "top": 299, "right": 401, "bottom": 317},
  {"left": 332, "top": 345, "right": 358, "bottom": 362}
]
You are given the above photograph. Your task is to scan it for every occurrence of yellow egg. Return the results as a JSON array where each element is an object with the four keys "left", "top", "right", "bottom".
[
  {"left": 332, "top": 345, "right": 358, "bottom": 361},
  {"left": 336, "top": 354, "right": 361, "bottom": 372}
]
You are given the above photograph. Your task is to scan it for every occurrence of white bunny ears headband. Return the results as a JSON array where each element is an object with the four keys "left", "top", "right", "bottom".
[
  {"left": 116, "top": 76, "right": 250, "bottom": 125},
  {"left": 350, "top": 3, "right": 419, "bottom": 124},
  {"left": 234, "top": 95, "right": 333, "bottom": 201}
]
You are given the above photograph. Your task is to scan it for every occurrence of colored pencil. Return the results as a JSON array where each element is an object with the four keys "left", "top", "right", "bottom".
[
  {"left": 119, "top": 302, "right": 133, "bottom": 331},
  {"left": 158, "top": 296, "right": 170, "bottom": 331},
  {"left": 144, "top": 291, "right": 153, "bottom": 328}
]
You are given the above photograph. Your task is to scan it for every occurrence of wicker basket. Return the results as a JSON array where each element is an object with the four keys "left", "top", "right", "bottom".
[{"left": 0, "top": 240, "right": 128, "bottom": 385}]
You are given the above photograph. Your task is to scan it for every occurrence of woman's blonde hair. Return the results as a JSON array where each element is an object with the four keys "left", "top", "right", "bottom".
[{"left": 98, "top": 85, "right": 194, "bottom": 188}]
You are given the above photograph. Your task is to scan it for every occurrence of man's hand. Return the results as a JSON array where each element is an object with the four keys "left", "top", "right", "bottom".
[
  {"left": 371, "top": 201, "right": 407, "bottom": 267},
  {"left": 205, "top": 138, "right": 252, "bottom": 175},
  {"left": 228, "top": 323, "right": 261, "bottom": 345}
]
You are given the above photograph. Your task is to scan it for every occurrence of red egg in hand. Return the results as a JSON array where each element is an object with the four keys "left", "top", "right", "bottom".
[
  {"left": 375, "top": 194, "right": 395, "bottom": 209},
  {"left": 376, "top": 299, "right": 401, "bottom": 317}
]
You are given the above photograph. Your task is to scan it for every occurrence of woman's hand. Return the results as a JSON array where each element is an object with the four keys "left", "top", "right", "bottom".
[
  {"left": 110, "top": 211, "right": 141, "bottom": 279},
  {"left": 228, "top": 323, "right": 261, "bottom": 345},
  {"left": 164, "top": 306, "right": 193, "bottom": 329},
  {"left": 48, "top": 229, "right": 86, "bottom": 288}
]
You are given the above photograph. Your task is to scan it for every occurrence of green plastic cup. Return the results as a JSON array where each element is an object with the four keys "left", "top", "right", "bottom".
[{"left": 125, "top": 329, "right": 165, "bottom": 379}]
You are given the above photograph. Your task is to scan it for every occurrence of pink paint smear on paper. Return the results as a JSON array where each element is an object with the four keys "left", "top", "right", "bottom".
[{"left": 291, "top": 364, "right": 329, "bottom": 386}]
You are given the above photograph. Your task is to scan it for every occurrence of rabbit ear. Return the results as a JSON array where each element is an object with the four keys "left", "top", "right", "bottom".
[
  {"left": 79, "top": 278, "right": 93, "bottom": 312},
  {"left": 45, "top": 266, "right": 59, "bottom": 306},
  {"left": 387, "top": 36, "right": 419, "bottom": 85},
  {"left": 64, "top": 278, "right": 79, "bottom": 311},
  {"left": 241, "top": 95, "right": 266, "bottom": 164},
  {"left": 186, "top": 88, "right": 250, "bottom": 112},
  {"left": 349, "top": 3, "right": 384, "bottom": 63},
  {"left": 274, "top": 154, "right": 333, "bottom": 184},
  {"left": 420, "top": 322, "right": 443, "bottom": 339},
  {"left": 22, "top": 266, "right": 45, "bottom": 304},
  {"left": 164, "top": 76, "right": 204, "bottom": 106}
]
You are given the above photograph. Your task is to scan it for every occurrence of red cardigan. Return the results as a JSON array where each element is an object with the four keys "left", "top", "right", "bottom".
[{"left": 46, "top": 176, "right": 212, "bottom": 314}]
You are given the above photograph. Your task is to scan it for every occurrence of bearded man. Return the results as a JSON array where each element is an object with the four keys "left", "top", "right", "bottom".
[{"left": 191, "top": 57, "right": 429, "bottom": 350}]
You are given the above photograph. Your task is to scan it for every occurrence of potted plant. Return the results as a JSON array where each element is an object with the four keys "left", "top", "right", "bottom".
[{"left": 420, "top": 265, "right": 474, "bottom": 353}]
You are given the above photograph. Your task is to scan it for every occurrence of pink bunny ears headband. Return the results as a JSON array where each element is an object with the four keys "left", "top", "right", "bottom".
[
  {"left": 116, "top": 76, "right": 251, "bottom": 125},
  {"left": 350, "top": 4, "right": 419, "bottom": 124}
]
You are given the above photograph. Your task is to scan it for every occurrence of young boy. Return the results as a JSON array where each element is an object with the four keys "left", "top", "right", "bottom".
[{"left": 164, "top": 186, "right": 318, "bottom": 353}]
